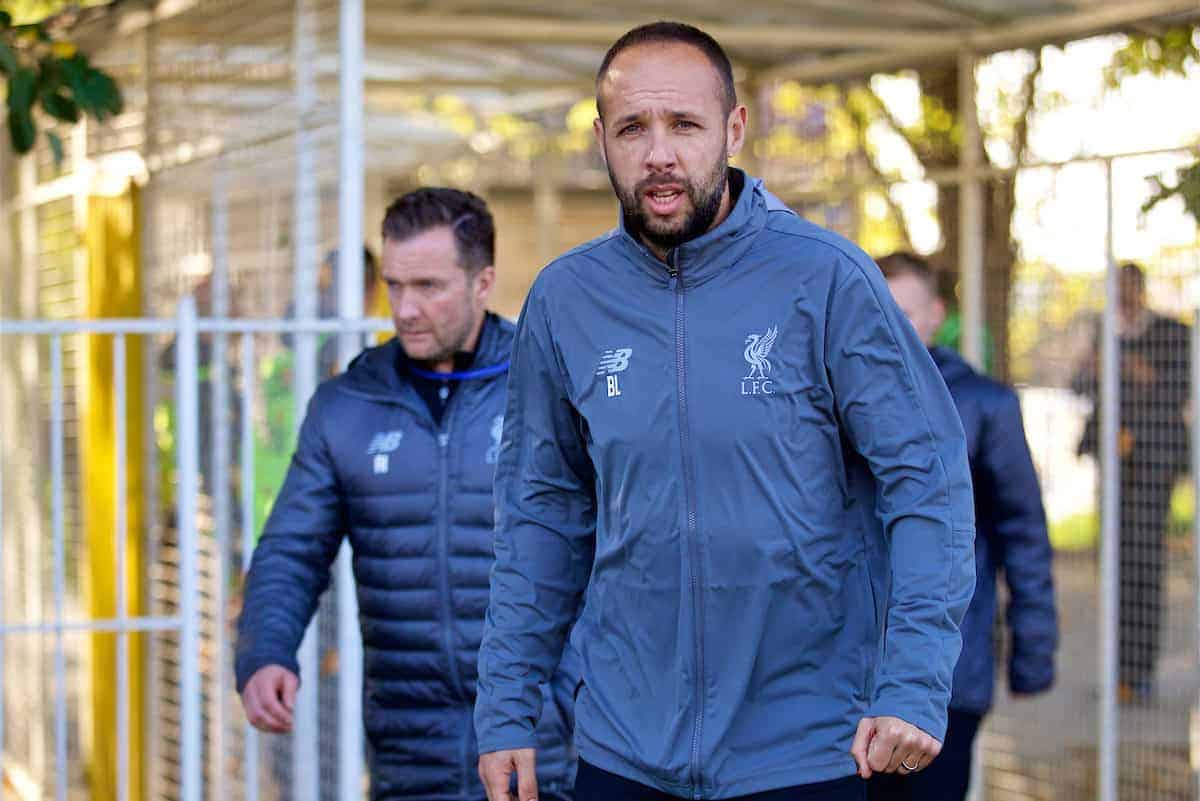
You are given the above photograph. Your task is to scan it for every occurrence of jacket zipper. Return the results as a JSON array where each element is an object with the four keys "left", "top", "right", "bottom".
[
  {"left": 433, "top": 388, "right": 470, "bottom": 797},
  {"left": 669, "top": 250, "right": 706, "bottom": 800}
]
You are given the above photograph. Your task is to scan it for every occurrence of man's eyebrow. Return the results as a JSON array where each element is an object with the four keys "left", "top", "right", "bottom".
[{"left": 611, "top": 109, "right": 700, "bottom": 126}]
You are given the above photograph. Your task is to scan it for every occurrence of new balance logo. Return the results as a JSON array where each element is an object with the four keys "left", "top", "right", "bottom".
[
  {"left": 595, "top": 348, "right": 632, "bottom": 375},
  {"left": 367, "top": 430, "right": 404, "bottom": 454},
  {"left": 367, "top": 430, "right": 404, "bottom": 474},
  {"left": 596, "top": 348, "right": 632, "bottom": 398}
]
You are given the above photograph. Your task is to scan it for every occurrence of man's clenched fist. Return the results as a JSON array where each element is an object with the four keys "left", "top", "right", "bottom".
[
  {"left": 851, "top": 715, "right": 942, "bottom": 778},
  {"left": 240, "top": 665, "right": 298, "bottom": 734}
]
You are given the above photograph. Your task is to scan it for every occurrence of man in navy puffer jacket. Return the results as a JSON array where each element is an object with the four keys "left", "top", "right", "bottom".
[
  {"left": 872, "top": 252, "right": 1058, "bottom": 801},
  {"left": 236, "top": 188, "right": 576, "bottom": 801}
]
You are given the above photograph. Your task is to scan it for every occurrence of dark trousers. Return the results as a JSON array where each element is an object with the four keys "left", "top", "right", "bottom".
[
  {"left": 575, "top": 759, "right": 865, "bottom": 801},
  {"left": 866, "top": 708, "right": 983, "bottom": 801},
  {"left": 1118, "top": 464, "right": 1171, "bottom": 689}
]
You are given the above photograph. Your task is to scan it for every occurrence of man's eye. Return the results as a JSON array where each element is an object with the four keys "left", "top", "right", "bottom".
[
  {"left": 675, "top": 120, "right": 697, "bottom": 130},
  {"left": 619, "top": 123, "right": 641, "bottom": 136}
]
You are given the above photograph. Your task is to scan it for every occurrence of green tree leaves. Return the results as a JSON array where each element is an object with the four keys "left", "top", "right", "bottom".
[
  {"left": 1107, "top": 26, "right": 1200, "bottom": 224},
  {"left": 0, "top": 10, "right": 122, "bottom": 162},
  {"left": 7, "top": 66, "right": 37, "bottom": 152},
  {"left": 1105, "top": 27, "right": 1200, "bottom": 87},
  {"left": 1144, "top": 162, "right": 1200, "bottom": 223}
]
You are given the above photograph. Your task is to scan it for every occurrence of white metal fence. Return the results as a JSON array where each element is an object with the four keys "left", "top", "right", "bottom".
[{"left": 0, "top": 305, "right": 390, "bottom": 801}]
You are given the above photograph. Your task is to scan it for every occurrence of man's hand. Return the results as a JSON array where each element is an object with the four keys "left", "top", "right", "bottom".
[
  {"left": 850, "top": 716, "right": 941, "bottom": 779},
  {"left": 240, "top": 665, "right": 298, "bottom": 733},
  {"left": 479, "top": 748, "right": 538, "bottom": 801},
  {"left": 1122, "top": 353, "right": 1157, "bottom": 385}
]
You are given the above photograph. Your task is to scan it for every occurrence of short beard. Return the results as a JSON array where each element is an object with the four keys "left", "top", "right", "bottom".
[
  {"left": 611, "top": 151, "right": 729, "bottom": 253},
  {"left": 409, "top": 290, "right": 481, "bottom": 367}
]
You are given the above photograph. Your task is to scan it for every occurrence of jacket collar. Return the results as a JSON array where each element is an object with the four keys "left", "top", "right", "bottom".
[
  {"left": 614, "top": 168, "right": 771, "bottom": 288},
  {"left": 338, "top": 312, "right": 513, "bottom": 403},
  {"left": 930, "top": 345, "right": 975, "bottom": 383}
]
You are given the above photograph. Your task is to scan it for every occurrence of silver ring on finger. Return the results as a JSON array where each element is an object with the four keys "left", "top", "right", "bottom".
[{"left": 901, "top": 758, "right": 921, "bottom": 772}]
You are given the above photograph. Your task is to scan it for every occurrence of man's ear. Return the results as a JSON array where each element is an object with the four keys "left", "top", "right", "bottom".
[
  {"left": 932, "top": 297, "right": 947, "bottom": 333},
  {"left": 726, "top": 104, "right": 748, "bottom": 158},
  {"left": 593, "top": 117, "right": 607, "bottom": 166},
  {"left": 474, "top": 265, "right": 496, "bottom": 305}
]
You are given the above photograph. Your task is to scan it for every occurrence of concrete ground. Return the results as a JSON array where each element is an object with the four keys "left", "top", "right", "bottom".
[{"left": 978, "top": 549, "right": 1198, "bottom": 801}]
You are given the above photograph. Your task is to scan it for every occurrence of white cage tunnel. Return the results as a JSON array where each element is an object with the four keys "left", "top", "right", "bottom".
[{"left": 2, "top": 2, "right": 1200, "bottom": 801}]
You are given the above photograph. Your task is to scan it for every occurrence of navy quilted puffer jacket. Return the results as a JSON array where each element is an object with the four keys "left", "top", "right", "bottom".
[
  {"left": 930, "top": 347, "right": 1057, "bottom": 714},
  {"left": 236, "top": 314, "right": 577, "bottom": 801}
]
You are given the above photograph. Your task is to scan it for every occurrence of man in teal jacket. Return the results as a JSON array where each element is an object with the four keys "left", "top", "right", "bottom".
[{"left": 475, "top": 22, "right": 975, "bottom": 801}]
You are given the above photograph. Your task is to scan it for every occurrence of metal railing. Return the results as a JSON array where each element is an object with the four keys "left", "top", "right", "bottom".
[{"left": 0, "top": 301, "right": 391, "bottom": 801}]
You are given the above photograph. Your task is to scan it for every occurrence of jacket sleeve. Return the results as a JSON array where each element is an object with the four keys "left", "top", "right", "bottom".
[
  {"left": 234, "top": 389, "right": 346, "bottom": 692},
  {"left": 474, "top": 278, "right": 596, "bottom": 755},
  {"left": 824, "top": 256, "right": 976, "bottom": 742},
  {"left": 978, "top": 387, "right": 1058, "bottom": 695}
]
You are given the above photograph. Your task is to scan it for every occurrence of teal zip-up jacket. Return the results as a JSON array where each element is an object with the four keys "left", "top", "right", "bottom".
[{"left": 475, "top": 171, "right": 975, "bottom": 799}]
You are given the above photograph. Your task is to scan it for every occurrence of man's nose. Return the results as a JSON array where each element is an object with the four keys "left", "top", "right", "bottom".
[
  {"left": 645, "top": 127, "right": 677, "bottom": 172},
  {"left": 394, "top": 292, "right": 421, "bottom": 321}
]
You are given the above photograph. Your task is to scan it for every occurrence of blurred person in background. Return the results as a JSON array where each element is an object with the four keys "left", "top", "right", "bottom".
[
  {"left": 1072, "top": 261, "right": 1190, "bottom": 703},
  {"left": 236, "top": 188, "right": 577, "bottom": 801},
  {"left": 281, "top": 244, "right": 381, "bottom": 378},
  {"left": 875, "top": 252, "right": 1058, "bottom": 801}
]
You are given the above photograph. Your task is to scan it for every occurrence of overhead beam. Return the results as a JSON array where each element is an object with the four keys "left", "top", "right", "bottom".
[
  {"left": 761, "top": 0, "right": 1200, "bottom": 82},
  {"left": 364, "top": 13, "right": 949, "bottom": 50},
  {"left": 109, "top": 63, "right": 592, "bottom": 92},
  {"left": 902, "top": 0, "right": 1007, "bottom": 25},
  {"left": 779, "top": 0, "right": 991, "bottom": 27},
  {"left": 112, "top": 0, "right": 202, "bottom": 36}
]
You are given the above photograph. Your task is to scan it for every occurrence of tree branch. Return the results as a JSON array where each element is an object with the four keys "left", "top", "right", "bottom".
[
  {"left": 1012, "top": 48, "right": 1044, "bottom": 166},
  {"left": 857, "top": 81, "right": 926, "bottom": 161},
  {"left": 839, "top": 85, "right": 915, "bottom": 252}
]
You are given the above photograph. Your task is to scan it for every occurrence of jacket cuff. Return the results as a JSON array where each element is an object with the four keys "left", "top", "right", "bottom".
[
  {"left": 235, "top": 650, "right": 300, "bottom": 694},
  {"left": 476, "top": 720, "right": 539, "bottom": 756},
  {"left": 867, "top": 691, "right": 948, "bottom": 743},
  {"left": 1009, "top": 657, "right": 1055, "bottom": 696}
]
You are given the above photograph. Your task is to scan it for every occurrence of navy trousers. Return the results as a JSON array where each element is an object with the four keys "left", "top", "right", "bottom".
[{"left": 574, "top": 759, "right": 865, "bottom": 801}]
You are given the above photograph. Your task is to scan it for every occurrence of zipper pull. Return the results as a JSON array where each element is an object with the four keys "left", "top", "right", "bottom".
[{"left": 438, "top": 432, "right": 449, "bottom": 448}]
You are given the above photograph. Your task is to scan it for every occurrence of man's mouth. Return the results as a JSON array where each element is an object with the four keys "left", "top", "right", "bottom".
[{"left": 643, "top": 185, "right": 685, "bottom": 216}]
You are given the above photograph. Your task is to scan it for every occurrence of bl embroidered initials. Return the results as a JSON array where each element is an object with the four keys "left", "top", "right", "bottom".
[{"left": 596, "top": 348, "right": 632, "bottom": 398}]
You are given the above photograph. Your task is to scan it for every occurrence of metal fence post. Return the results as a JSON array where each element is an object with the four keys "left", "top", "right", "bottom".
[
  {"left": 292, "top": 0, "right": 321, "bottom": 796},
  {"left": 177, "top": 296, "right": 203, "bottom": 801},
  {"left": 958, "top": 49, "right": 985, "bottom": 372},
  {"left": 1098, "top": 158, "right": 1119, "bottom": 801},
  {"left": 115, "top": 333, "right": 130, "bottom": 801},
  {"left": 211, "top": 165, "right": 232, "bottom": 801},
  {"left": 337, "top": 0, "right": 366, "bottom": 796},
  {"left": 241, "top": 333, "right": 260, "bottom": 801},
  {"left": 51, "top": 335, "right": 67, "bottom": 801},
  {"left": 1192, "top": 309, "right": 1200, "bottom": 801}
]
